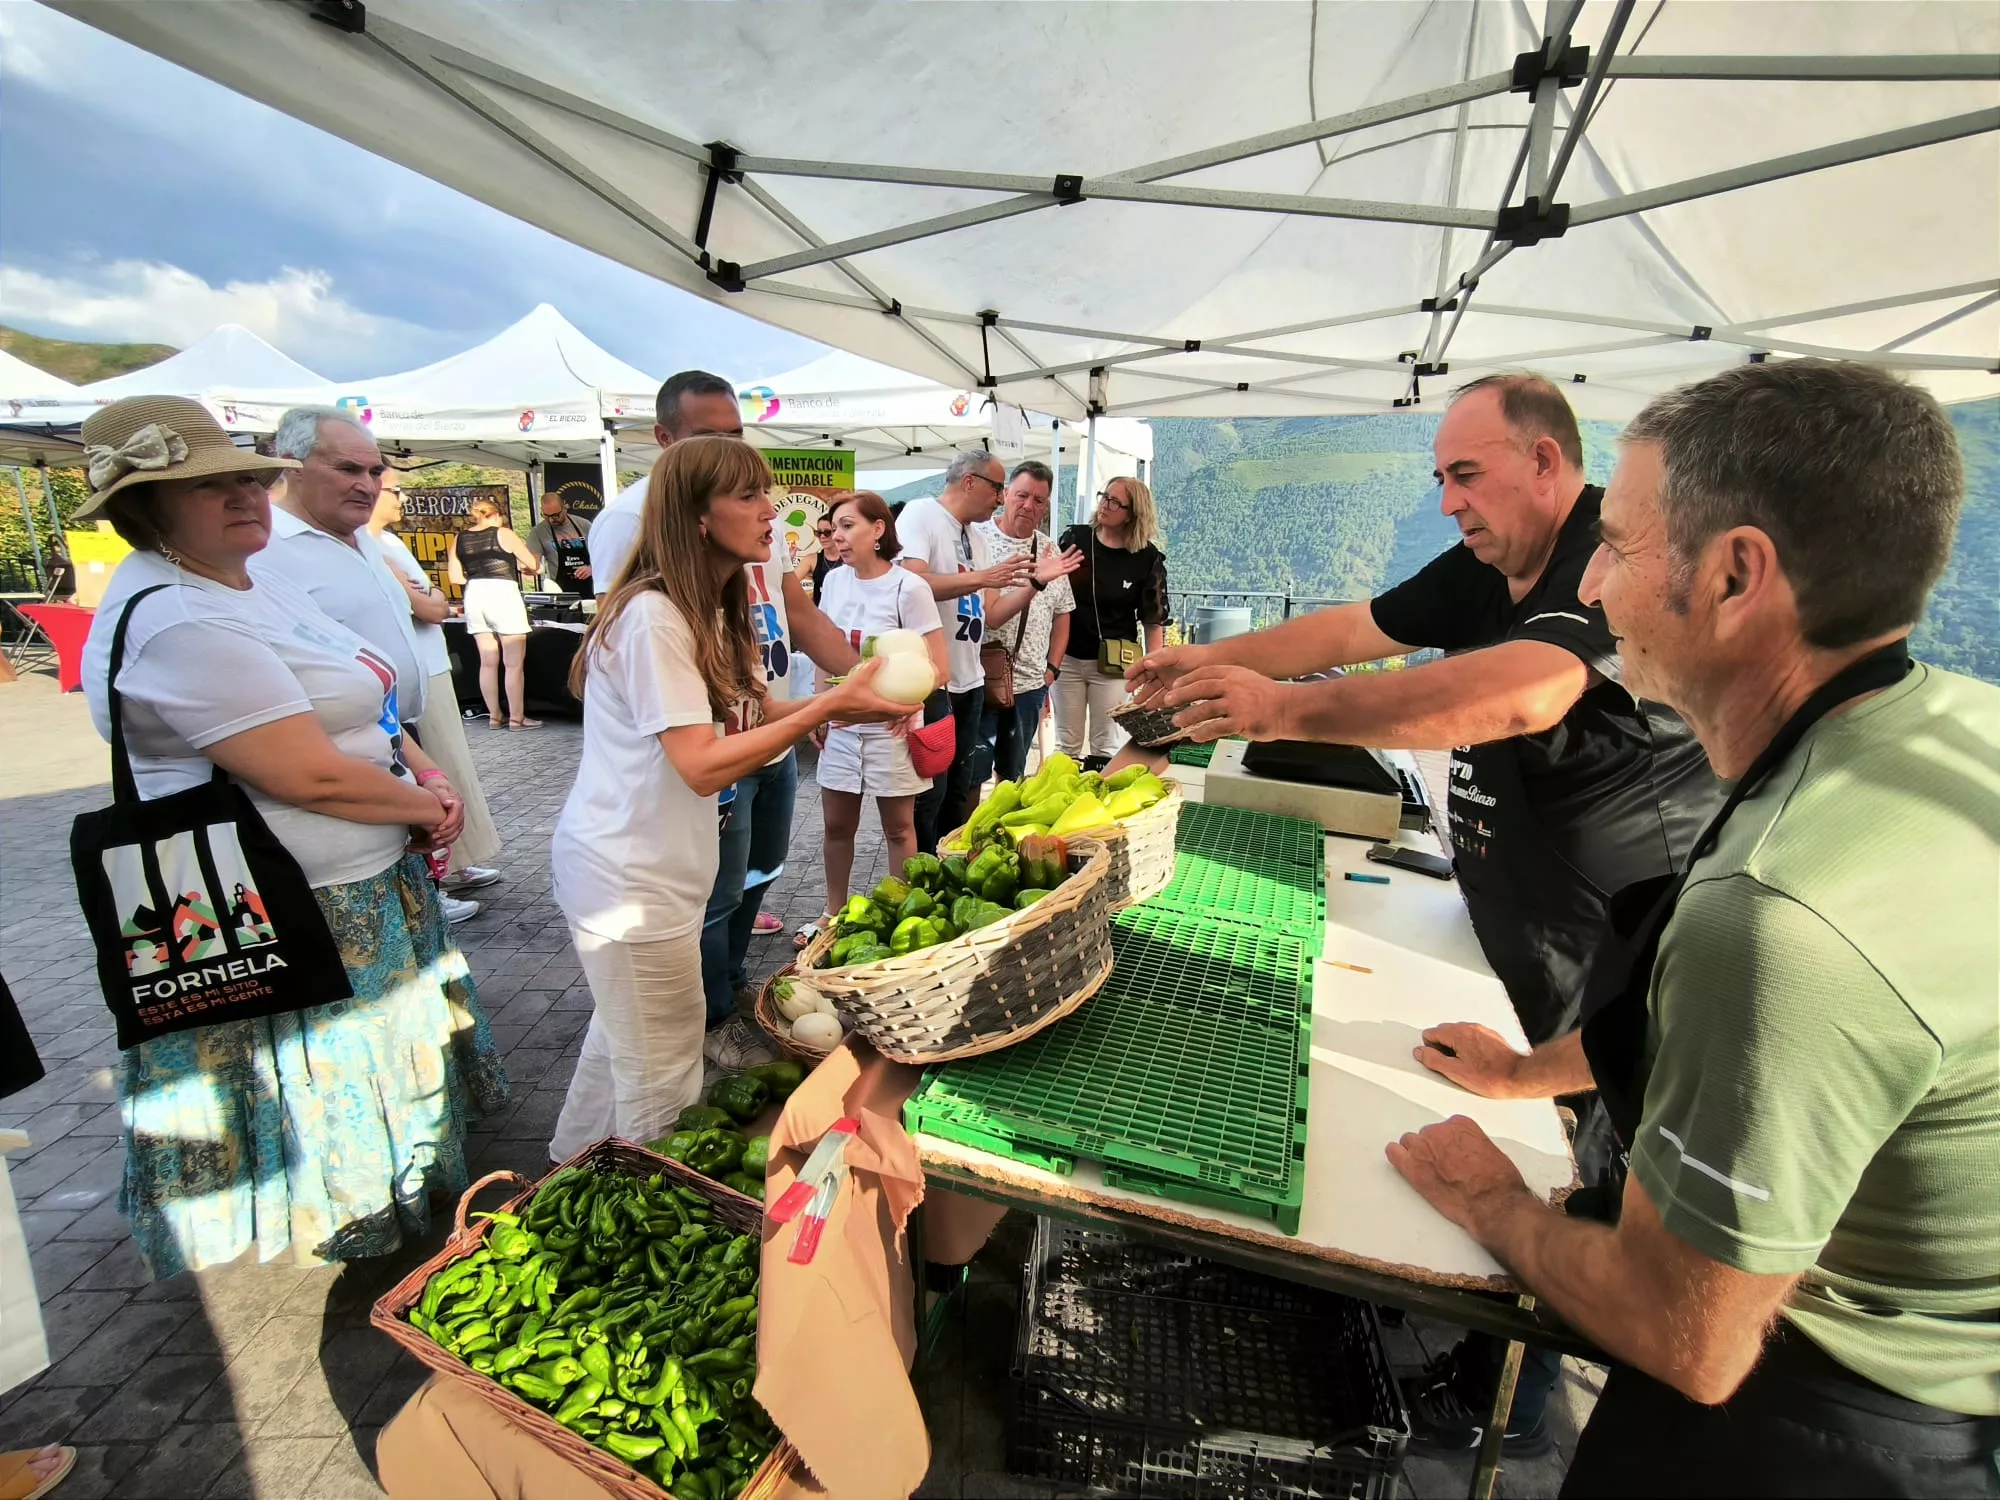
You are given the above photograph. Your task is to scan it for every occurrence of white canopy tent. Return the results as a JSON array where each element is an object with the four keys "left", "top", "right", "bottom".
[
  {"left": 0, "top": 349, "right": 80, "bottom": 403},
  {"left": 47, "top": 1, "right": 1997, "bottom": 425}
]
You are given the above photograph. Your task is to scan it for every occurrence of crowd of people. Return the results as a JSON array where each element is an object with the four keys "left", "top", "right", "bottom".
[{"left": 14, "top": 352, "right": 1993, "bottom": 1499}]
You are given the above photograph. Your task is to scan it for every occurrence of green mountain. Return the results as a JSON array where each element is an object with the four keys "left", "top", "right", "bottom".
[
  {"left": 1149, "top": 402, "right": 2000, "bottom": 685},
  {"left": 0, "top": 324, "right": 176, "bottom": 384}
]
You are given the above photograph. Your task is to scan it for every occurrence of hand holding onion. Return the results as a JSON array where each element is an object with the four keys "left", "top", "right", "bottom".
[{"left": 825, "top": 653, "right": 930, "bottom": 728}]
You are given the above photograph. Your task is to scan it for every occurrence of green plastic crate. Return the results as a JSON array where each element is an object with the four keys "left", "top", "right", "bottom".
[
  {"left": 1175, "top": 803, "right": 1323, "bottom": 872},
  {"left": 1145, "top": 852, "right": 1325, "bottom": 941},
  {"left": 905, "top": 916, "right": 1312, "bottom": 1232},
  {"left": 1167, "top": 740, "right": 1218, "bottom": 768}
]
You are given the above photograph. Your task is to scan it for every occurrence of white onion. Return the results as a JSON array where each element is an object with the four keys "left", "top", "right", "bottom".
[
  {"left": 872, "top": 651, "right": 937, "bottom": 704},
  {"left": 869, "top": 628, "right": 929, "bottom": 660},
  {"left": 791, "top": 1011, "right": 843, "bottom": 1048},
  {"left": 774, "top": 980, "right": 822, "bottom": 1023}
]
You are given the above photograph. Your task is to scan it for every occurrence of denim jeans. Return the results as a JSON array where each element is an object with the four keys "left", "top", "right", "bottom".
[
  {"left": 698, "top": 749, "right": 798, "bottom": 1027},
  {"left": 914, "top": 687, "right": 991, "bottom": 853},
  {"left": 980, "top": 684, "right": 1049, "bottom": 785}
]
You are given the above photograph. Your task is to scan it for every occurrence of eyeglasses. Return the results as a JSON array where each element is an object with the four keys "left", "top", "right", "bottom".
[
  {"left": 815, "top": 527, "right": 834, "bottom": 539},
  {"left": 967, "top": 471, "right": 1005, "bottom": 495},
  {"left": 1096, "top": 490, "right": 1130, "bottom": 507}
]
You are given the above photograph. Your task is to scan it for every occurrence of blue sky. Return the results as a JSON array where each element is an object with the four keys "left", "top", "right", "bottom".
[{"left": 0, "top": 4, "right": 823, "bottom": 382}]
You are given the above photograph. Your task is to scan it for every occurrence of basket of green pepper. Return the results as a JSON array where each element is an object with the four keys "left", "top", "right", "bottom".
[
  {"left": 370, "top": 1138, "right": 798, "bottom": 1500},
  {"left": 797, "top": 834, "right": 1115, "bottom": 1063}
]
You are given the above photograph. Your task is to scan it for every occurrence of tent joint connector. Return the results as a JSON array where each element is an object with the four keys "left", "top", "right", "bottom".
[
  {"left": 304, "top": 0, "right": 366, "bottom": 36},
  {"left": 1052, "top": 174, "right": 1085, "bottom": 205},
  {"left": 1393, "top": 396, "right": 1422, "bottom": 408},
  {"left": 1414, "top": 362, "right": 1449, "bottom": 377},
  {"left": 1421, "top": 297, "right": 1460, "bottom": 313},
  {"left": 1689, "top": 326, "right": 1713, "bottom": 341},
  {"left": 883, "top": 300, "right": 903, "bottom": 317},
  {"left": 1496, "top": 199, "right": 1570, "bottom": 246},
  {"left": 707, "top": 260, "right": 746, "bottom": 293},
  {"left": 694, "top": 141, "right": 741, "bottom": 268},
  {"left": 1571, "top": 374, "right": 1588, "bottom": 384},
  {"left": 1511, "top": 45, "right": 1587, "bottom": 93},
  {"left": 1236, "top": 383, "right": 1250, "bottom": 392}
]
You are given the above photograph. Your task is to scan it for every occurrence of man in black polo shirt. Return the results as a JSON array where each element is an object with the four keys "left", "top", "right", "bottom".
[{"left": 1132, "top": 373, "right": 1722, "bottom": 1452}]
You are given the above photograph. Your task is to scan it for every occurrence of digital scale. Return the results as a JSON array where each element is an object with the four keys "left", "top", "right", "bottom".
[{"left": 1199, "top": 739, "right": 1432, "bottom": 841}]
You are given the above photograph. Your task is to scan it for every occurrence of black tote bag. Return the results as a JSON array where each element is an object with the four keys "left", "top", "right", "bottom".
[{"left": 70, "top": 585, "right": 355, "bottom": 1048}]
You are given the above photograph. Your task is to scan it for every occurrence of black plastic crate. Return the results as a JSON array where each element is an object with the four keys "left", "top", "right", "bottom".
[{"left": 1010, "top": 1222, "right": 1408, "bottom": 1499}]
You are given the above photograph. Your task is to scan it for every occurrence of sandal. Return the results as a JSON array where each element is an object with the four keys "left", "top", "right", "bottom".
[
  {"left": 509, "top": 718, "right": 544, "bottom": 730},
  {"left": 793, "top": 915, "right": 831, "bottom": 950},
  {"left": 486, "top": 716, "right": 509, "bottom": 730},
  {"left": 752, "top": 912, "right": 785, "bottom": 935},
  {"left": 0, "top": 1446, "right": 76, "bottom": 1500}
]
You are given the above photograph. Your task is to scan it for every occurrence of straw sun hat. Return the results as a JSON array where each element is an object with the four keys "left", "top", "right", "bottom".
[{"left": 76, "top": 395, "right": 297, "bottom": 518}]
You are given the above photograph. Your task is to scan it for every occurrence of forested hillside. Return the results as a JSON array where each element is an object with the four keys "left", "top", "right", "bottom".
[
  {"left": 0, "top": 325, "right": 175, "bottom": 384},
  {"left": 1149, "top": 403, "right": 1998, "bottom": 684}
]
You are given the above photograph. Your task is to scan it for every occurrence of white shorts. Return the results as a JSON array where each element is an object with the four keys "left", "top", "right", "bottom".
[
  {"left": 816, "top": 726, "right": 929, "bottom": 798},
  {"left": 462, "top": 578, "right": 531, "bottom": 636}
]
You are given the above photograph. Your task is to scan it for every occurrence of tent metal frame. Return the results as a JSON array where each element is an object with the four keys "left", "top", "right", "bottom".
[{"left": 340, "top": 2, "right": 1998, "bottom": 414}]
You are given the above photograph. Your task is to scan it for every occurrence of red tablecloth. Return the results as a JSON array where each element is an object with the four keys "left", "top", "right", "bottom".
[{"left": 18, "top": 603, "right": 95, "bottom": 694}]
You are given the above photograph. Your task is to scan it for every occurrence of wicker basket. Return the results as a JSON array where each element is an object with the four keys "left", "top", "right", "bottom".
[
  {"left": 798, "top": 835, "right": 1115, "bottom": 1064},
  {"left": 753, "top": 963, "right": 839, "bottom": 1065},
  {"left": 943, "top": 780, "right": 1182, "bottom": 911},
  {"left": 370, "top": 1139, "right": 796, "bottom": 1500}
]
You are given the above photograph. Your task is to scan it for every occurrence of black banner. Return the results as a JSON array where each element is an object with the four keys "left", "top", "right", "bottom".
[{"left": 544, "top": 462, "right": 607, "bottom": 520}]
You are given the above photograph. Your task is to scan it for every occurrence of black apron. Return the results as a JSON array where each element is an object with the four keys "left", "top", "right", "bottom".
[
  {"left": 1560, "top": 641, "right": 1999, "bottom": 1499},
  {"left": 549, "top": 520, "right": 589, "bottom": 593}
]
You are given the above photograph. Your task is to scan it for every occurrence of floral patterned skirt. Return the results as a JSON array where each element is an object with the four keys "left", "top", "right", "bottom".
[{"left": 118, "top": 854, "right": 511, "bottom": 1279}]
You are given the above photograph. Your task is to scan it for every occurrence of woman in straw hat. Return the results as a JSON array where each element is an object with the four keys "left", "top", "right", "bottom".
[{"left": 75, "top": 395, "right": 509, "bottom": 1280}]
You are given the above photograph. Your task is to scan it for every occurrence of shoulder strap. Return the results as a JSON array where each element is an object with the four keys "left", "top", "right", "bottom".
[
  {"left": 103, "top": 583, "right": 202, "bottom": 806},
  {"left": 1009, "top": 534, "right": 1036, "bottom": 655}
]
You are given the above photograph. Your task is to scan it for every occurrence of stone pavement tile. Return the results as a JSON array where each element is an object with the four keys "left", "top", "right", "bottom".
[
  {"left": 36, "top": 1442, "right": 149, "bottom": 1500},
  {"left": 496, "top": 1045, "right": 565, "bottom": 1086},
  {"left": 42, "top": 1298, "right": 196, "bottom": 1386},
  {"left": 0, "top": 1382, "right": 113, "bottom": 1448},
  {"left": 26, "top": 1235, "right": 115, "bottom": 1297},
  {"left": 204, "top": 1435, "right": 345, "bottom": 1500},
  {"left": 184, "top": 1314, "right": 328, "bottom": 1425},
  {"left": 15, "top": 1209, "right": 79, "bottom": 1250},
  {"left": 30, "top": 1290, "right": 130, "bottom": 1368},
  {"left": 352, "top": 1351, "right": 429, "bottom": 1427},
  {"left": 118, "top": 1420, "right": 248, "bottom": 1500},
  {"left": 16, "top": 1140, "right": 125, "bottom": 1215},
  {"left": 306, "top": 1428, "right": 387, "bottom": 1500},
  {"left": 520, "top": 1008, "right": 588, "bottom": 1050},
  {"left": 4, "top": 1139, "right": 119, "bottom": 1203},
  {"left": 494, "top": 1087, "right": 566, "bottom": 1142},
  {"left": 69, "top": 1355, "right": 226, "bottom": 1443},
  {"left": 69, "top": 1236, "right": 152, "bottom": 1291},
  {"left": 66, "top": 1102, "right": 124, "bottom": 1135},
  {"left": 51, "top": 1196, "right": 132, "bottom": 1242},
  {"left": 550, "top": 983, "right": 596, "bottom": 1011},
  {"left": 488, "top": 991, "right": 556, "bottom": 1029},
  {"left": 7, "top": 1102, "right": 108, "bottom": 1161}
]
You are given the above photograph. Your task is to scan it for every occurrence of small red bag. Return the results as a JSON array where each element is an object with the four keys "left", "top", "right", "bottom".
[{"left": 908, "top": 714, "right": 957, "bottom": 780}]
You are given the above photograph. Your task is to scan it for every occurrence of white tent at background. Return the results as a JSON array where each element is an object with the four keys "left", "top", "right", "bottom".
[
  {"left": 75, "top": 323, "right": 329, "bottom": 404},
  {"left": 48, "top": 1, "right": 1997, "bottom": 427},
  {"left": 0, "top": 349, "right": 80, "bottom": 403}
]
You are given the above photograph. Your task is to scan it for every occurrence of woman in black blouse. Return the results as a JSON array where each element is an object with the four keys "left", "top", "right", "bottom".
[{"left": 1054, "top": 475, "right": 1169, "bottom": 765}]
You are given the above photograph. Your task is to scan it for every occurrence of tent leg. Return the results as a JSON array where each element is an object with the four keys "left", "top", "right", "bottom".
[
  {"left": 1048, "top": 419, "right": 1061, "bottom": 539},
  {"left": 38, "top": 463, "right": 61, "bottom": 542},
  {"left": 1081, "top": 415, "right": 1099, "bottom": 530},
  {"left": 11, "top": 468, "right": 46, "bottom": 589},
  {"left": 598, "top": 424, "right": 619, "bottom": 519}
]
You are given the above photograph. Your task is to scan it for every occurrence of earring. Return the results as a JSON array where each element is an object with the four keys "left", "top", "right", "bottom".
[{"left": 160, "top": 545, "right": 185, "bottom": 569}]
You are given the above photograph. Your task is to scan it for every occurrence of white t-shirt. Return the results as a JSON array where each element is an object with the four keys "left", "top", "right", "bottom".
[
  {"left": 249, "top": 507, "right": 428, "bottom": 723},
  {"left": 816, "top": 564, "right": 942, "bottom": 736},
  {"left": 587, "top": 479, "right": 646, "bottom": 598},
  {"left": 83, "top": 549, "right": 412, "bottom": 889},
  {"left": 551, "top": 591, "right": 728, "bottom": 941},
  {"left": 376, "top": 529, "right": 453, "bottom": 680},
  {"left": 896, "top": 495, "right": 992, "bottom": 693}
]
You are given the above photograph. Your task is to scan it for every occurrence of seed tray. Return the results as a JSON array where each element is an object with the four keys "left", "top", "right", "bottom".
[
  {"left": 1109, "top": 906, "right": 1309, "bottom": 1020},
  {"left": 1008, "top": 1221, "right": 1408, "bottom": 1499},
  {"left": 1175, "top": 804, "right": 1324, "bottom": 873},
  {"left": 1167, "top": 741, "right": 1218, "bottom": 769},
  {"left": 904, "top": 935, "right": 1311, "bottom": 1230}
]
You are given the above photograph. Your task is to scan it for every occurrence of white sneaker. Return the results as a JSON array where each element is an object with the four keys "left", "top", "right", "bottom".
[
  {"left": 702, "top": 1015, "right": 776, "bottom": 1071},
  {"left": 440, "top": 892, "right": 480, "bottom": 925},
  {"left": 442, "top": 866, "right": 502, "bottom": 893}
]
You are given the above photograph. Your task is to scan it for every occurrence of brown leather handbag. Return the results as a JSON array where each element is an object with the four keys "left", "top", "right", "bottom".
[{"left": 981, "top": 535, "right": 1036, "bottom": 711}]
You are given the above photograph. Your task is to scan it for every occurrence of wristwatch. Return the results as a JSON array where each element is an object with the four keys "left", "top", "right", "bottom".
[{"left": 1030, "top": 576, "right": 1047, "bottom": 592}]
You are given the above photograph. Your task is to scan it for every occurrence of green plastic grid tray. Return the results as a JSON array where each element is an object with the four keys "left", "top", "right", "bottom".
[
  {"left": 905, "top": 921, "right": 1312, "bottom": 1233},
  {"left": 1167, "top": 740, "right": 1218, "bottom": 768},
  {"left": 1110, "top": 905, "right": 1308, "bottom": 1018},
  {"left": 1144, "top": 852, "right": 1326, "bottom": 941},
  {"left": 1175, "top": 803, "right": 1324, "bottom": 872}
]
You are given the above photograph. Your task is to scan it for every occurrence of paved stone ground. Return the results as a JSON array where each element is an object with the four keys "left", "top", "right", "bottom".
[{"left": 0, "top": 669, "right": 1589, "bottom": 1498}]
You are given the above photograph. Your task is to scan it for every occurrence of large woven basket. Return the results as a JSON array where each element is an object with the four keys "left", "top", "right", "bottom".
[
  {"left": 798, "top": 835, "right": 1115, "bottom": 1064},
  {"left": 370, "top": 1138, "right": 795, "bottom": 1500},
  {"left": 753, "top": 963, "right": 839, "bottom": 1065},
  {"left": 943, "top": 779, "right": 1181, "bottom": 911}
]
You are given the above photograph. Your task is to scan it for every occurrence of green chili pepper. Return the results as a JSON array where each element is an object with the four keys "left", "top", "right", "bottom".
[
  {"left": 553, "top": 1375, "right": 606, "bottom": 1426},
  {"left": 605, "top": 1430, "right": 665, "bottom": 1462},
  {"left": 505, "top": 1371, "right": 565, "bottom": 1404}
]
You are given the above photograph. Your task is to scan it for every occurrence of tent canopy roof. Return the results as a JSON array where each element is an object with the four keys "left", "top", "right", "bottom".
[
  {"left": 79, "top": 322, "right": 329, "bottom": 400},
  {"left": 0, "top": 348, "right": 81, "bottom": 402},
  {"left": 349, "top": 301, "right": 659, "bottom": 419},
  {"left": 51, "top": 1, "right": 1999, "bottom": 421}
]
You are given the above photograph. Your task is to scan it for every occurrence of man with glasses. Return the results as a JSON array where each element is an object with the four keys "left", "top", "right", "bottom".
[
  {"left": 369, "top": 473, "right": 505, "bottom": 914},
  {"left": 895, "top": 449, "right": 1036, "bottom": 850},
  {"left": 978, "top": 461, "right": 1084, "bottom": 782}
]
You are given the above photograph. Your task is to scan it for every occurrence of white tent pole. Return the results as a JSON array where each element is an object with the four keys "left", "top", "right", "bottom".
[
  {"left": 38, "top": 464, "right": 61, "bottom": 540},
  {"left": 1047, "top": 419, "right": 1061, "bottom": 539},
  {"left": 11, "top": 468, "right": 46, "bottom": 585},
  {"left": 1080, "top": 415, "right": 1099, "bottom": 531},
  {"left": 598, "top": 423, "right": 618, "bottom": 516}
]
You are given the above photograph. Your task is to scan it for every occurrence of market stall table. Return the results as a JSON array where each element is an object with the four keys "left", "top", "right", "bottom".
[
  {"left": 444, "top": 616, "right": 585, "bottom": 721},
  {"left": 912, "top": 762, "right": 1598, "bottom": 1496},
  {"left": 9, "top": 600, "right": 93, "bottom": 693}
]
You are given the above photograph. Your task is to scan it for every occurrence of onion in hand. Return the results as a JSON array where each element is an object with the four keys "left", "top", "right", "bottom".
[{"left": 872, "top": 650, "right": 937, "bottom": 705}]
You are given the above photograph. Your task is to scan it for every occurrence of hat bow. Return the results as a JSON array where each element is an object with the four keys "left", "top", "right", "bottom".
[{"left": 85, "top": 423, "right": 190, "bottom": 491}]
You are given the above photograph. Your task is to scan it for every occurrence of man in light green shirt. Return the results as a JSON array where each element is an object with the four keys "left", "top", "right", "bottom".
[{"left": 1387, "top": 359, "right": 1999, "bottom": 1496}]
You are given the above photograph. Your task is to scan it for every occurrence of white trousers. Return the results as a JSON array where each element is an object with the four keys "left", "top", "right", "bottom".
[
  {"left": 413, "top": 671, "right": 502, "bottom": 872},
  {"left": 548, "top": 925, "right": 705, "bottom": 1161},
  {"left": 1052, "top": 655, "right": 1128, "bottom": 760}
]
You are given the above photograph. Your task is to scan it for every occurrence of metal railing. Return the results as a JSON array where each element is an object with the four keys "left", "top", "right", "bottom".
[{"left": 1165, "top": 588, "right": 1365, "bottom": 639}]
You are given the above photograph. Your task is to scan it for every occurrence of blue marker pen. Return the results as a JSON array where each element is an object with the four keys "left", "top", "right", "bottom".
[{"left": 1344, "top": 871, "right": 1390, "bottom": 885}]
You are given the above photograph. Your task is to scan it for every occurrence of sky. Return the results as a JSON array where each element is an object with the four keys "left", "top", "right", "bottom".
[{"left": 0, "top": 3, "right": 824, "bottom": 383}]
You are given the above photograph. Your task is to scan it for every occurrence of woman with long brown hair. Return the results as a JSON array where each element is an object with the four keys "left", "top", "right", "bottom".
[
  {"left": 448, "top": 495, "right": 542, "bottom": 729},
  {"left": 547, "top": 437, "right": 909, "bottom": 1156}
]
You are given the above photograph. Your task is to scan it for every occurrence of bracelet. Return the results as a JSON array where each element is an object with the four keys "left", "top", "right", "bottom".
[
  {"left": 415, "top": 769, "right": 448, "bottom": 786},
  {"left": 1030, "top": 576, "right": 1047, "bottom": 593}
]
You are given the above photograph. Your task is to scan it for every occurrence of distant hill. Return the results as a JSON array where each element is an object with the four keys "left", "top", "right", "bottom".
[
  {"left": 0, "top": 325, "right": 176, "bottom": 384},
  {"left": 1149, "top": 402, "right": 2000, "bottom": 686}
]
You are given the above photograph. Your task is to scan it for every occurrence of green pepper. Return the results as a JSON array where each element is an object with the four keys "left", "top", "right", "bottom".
[
  {"left": 505, "top": 1371, "right": 565, "bottom": 1404},
  {"left": 529, "top": 1356, "right": 585, "bottom": 1386},
  {"left": 720, "top": 1172, "right": 763, "bottom": 1201},
  {"left": 550, "top": 1285, "right": 601, "bottom": 1323},
  {"left": 827, "top": 932, "right": 870, "bottom": 966},
  {"left": 741, "top": 1060, "right": 803, "bottom": 1100},
  {"left": 840, "top": 942, "right": 891, "bottom": 967},
  {"left": 553, "top": 1375, "right": 607, "bottom": 1426},
  {"left": 902, "top": 852, "right": 943, "bottom": 887},
  {"left": 738, "top": 1135, "right": 770, "bottom": 1176},
  {"left": 978, "top": 859, "right": 1019, "bottom": 905},
  {"left": 674, "top": 1105, "right": 735, "bottom": 1133},
  {"left": 888, "top": 915, "right": 931, "bottom": 956},
  {"left": 893, "top": 886, "right": 936, "bottom": 923},
  {"left": 684, "top": 1129, "right": 744, "bottom": 1177},
  {"left": 940, "top": 854, "right": 971, "bottom": 889},
  {"left": 605, "top": 1430, "right": 666, "bottom": 1463},
  {"left": 1015, "top": 888, "right": 1049, "bottom": 909},
  {"left": 706, "top": 1075, "right": 768, "bottom": 1125},
  {"left": 1000, "top": 794, "right": 1069, "bottom": 830},
  {"left": 964, "top": 779, "right": 1021, "bottom": 842},
  {"left": 580, "top": 1342, "right": 614, "bottom": 1386},
  {"left": 869, "top": 875, "right": 913, "bottom": 910}
]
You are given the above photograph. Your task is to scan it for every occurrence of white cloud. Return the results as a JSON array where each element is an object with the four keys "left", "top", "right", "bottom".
[{"left": 0, "top": 259, "right": 441, "bottom": 370}]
